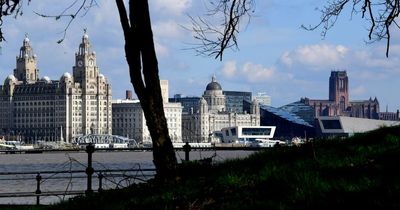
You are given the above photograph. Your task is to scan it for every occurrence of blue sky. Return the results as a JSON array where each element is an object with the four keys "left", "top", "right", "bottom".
[{"left": 1, "top": 0, "right": 399, "bottom": 111}]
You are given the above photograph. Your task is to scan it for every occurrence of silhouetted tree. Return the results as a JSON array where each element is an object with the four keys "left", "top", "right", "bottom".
[
  {"left": 302, "top": 0, "right": 400, "bottom": 57},
  {"left": 115, "top": 0, "right": 177, "bottom": 182}
]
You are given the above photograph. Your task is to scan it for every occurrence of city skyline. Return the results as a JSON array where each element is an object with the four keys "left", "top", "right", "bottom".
[{"left": 0, "top": 1, "right": 399, "bottom": 110}]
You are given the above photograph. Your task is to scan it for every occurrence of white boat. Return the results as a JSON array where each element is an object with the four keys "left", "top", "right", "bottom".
[
  {"left": 0, "top": 140, "right": 34, "bottom": 150},
  {"left": 249, "top": 139, "right": 286, "bottom": 148},
  {"left": 110, "top": 143, "right": 129, "bottom": 148}
]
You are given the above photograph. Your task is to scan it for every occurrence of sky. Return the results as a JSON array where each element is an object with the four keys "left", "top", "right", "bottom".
[{"left": 0, "top": 0, "right": 399, "bottom": 111}]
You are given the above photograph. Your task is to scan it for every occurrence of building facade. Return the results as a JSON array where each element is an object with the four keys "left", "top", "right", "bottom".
[
  {"left": 182, "top": 76, "right": 260, "bottom": 143},
  {"left": 301, "top": 70, "right": 380, "bottom": 119},
  {"left": 169, "top": 94, "right": 200, "bottom": 114},
  {"left": 223, "top": 90, "right": 252, "bottom": 113},
  {"left": 112, "top": 95, "right": 183, "bottom": 143},
  {"left": 0, "top": 32, "right": 112, "bottom": 143}
]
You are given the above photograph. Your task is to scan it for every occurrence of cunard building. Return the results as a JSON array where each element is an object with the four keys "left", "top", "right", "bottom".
[{"left": 0, "top": 32, "right": 112, "bottom": 143}]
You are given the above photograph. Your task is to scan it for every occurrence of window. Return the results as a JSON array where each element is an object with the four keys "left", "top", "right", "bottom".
[
  {"left": 321, "top": 120, "right": 342, "bottom": 129},
  {"left": 242, "top": 127, "right": 271, "bottom": 136},
  {"left": 230, "top": 128, "right": 237, "bottom": 136}
]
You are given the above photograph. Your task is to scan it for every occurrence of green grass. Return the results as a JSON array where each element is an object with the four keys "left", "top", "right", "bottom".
[{"left": 12, "top": 125, "right": 400, "bottom": 209}]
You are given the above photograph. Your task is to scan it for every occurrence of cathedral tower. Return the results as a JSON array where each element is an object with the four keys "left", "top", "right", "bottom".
[{"left": 329, "top": 70, "right": 349, "bottom": 112}]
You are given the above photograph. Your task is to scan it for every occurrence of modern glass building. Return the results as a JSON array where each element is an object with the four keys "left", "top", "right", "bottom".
[
  {"left": 223, "top": 90, "right": 252, "bottom": 113},
  {"left": 169, "top": 94, "right": 200, "bottom": 114},
  {"left": 258, "top": 104, "right": 315, "bottom": 139},
  {"left": 280, "top": 101, "right": 316, "bottom": 126}
]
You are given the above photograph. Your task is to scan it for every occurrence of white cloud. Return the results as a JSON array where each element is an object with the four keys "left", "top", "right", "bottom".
[
  {"left": 351, "top": 85, "right": 367, "bottom": 96},
  {"left": 153, "top": 20, "right": 183, "bottom": 39},
  {"left": 280, "top": 44, "right": 348, "bottom": 70},
  {"left": 93, "top": 0, "right": 121, "bottom": 27},
  {"left": 222, "top": 61, "right": 237, "bottom": 78},
  {"left": 242, "top": 62, "right": 275, "bottom": 82},
  {"left": 220, "top": 61, "right": 276, "bottom": 83},
  {"left": 152, "top": 0, "right": 192, "bottom": 16},
  {"left": 154, "top": 41, "right": 169, "bottom": 57}
]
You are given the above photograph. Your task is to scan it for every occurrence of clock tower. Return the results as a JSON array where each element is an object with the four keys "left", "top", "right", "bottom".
[
  {"left": 73, "top": 29, "right": 98, "bottom": 84},
  {"left": 14, "top": 34, "right": 39, "bottom": 83},
  {"left": 70, "top": 30, "right": 111, "bottom": 136}
]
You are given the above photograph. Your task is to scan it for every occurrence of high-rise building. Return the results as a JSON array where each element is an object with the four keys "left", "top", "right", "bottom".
[
  {"left": 169, "top": 94, "right": 200, "bottom": 114},
  {"left": 160, "top": 80, "right": 169, "bottom": 103},
  {"left": 0, "top": 32, "right": 112, "bottom": 143},
  {"left": 223, "top": 90, "right": 252, "bottom": 113}
]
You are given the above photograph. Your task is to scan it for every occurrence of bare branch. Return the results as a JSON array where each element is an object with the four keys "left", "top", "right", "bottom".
[
  {"left": 33, "top": 0, "right": 98, "bottom": 44},
  {"left": 0, "top": 0, "right": 29, "bottom": 42},
  {"left": 187, "top": 0, "right": 255, "bottom": 61},
  {"left": 304, "top": 0, "right": 400, "bottom": 57}
]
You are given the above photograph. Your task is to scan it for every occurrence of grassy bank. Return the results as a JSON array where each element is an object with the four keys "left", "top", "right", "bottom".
[{"left": 8, "top": 125, "right": 400, "bottom": 209}]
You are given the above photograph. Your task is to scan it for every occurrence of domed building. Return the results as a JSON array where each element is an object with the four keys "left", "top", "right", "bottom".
[
  {"left": 0, "top": 31, "right": 112, "bottom": 143},
  {"left": 182, "top": 75, "right": 260, "bottom": 143},
  {"left": 203, "top": 75, "right": 226, "bottom": 113}
]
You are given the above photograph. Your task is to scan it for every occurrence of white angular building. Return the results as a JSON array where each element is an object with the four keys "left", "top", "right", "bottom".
[
  {"left": 0, "top": 32, "right": 112, "bottom": 143},
  {"left": 182, "top": 75, "right": 260, "bottom": 143}
]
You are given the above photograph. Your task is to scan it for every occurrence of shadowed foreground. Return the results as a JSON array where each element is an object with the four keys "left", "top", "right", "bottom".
[{"left": 5, "top": 125, "right": 400, "bottom": 210}]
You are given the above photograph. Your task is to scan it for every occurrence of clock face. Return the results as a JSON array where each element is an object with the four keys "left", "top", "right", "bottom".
[{"left": 77, "top": 60, "right": 83, "bottom": 67}]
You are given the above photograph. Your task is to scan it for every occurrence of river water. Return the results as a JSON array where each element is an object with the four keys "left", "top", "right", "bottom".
[{"left": 0, "top": 150, "right": 255, "bottom": 205}]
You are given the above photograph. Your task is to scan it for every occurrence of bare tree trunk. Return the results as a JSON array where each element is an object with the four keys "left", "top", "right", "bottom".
[{"left": 116, "top": 0, "right": 177, "bottom": 182}]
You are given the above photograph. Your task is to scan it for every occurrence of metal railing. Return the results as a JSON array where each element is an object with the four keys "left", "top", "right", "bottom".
[
  {"left": 0, "top": 143, "right": 156, "bottom": 205},
  {"left": 0, "top": 168, "right": 156, "bottom": 205},
  {"left": 0, "top": 143, "right": 262, "bottom": 205}
]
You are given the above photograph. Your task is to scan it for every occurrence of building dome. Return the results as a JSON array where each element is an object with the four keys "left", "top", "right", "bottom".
[
  {"left": 62, "top": 72, "right": 72, "bottom": 78},
  {"left": 206, "top": 75, "right": 222, "bottom": 91},
  {"left": 5, "top": 74, "right": 17, "bottom": 82},
  {"left": 41, "top": 76, "right": 51, "bottom": 83},
  {"left": 60, "top": 72, "right": 73, "bottom": 83},
  {"left": 4, "top": 74, "right": 17, "bottom": 86}
]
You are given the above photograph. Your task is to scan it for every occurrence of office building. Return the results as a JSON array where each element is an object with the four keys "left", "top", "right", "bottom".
[{"left": 0, "top": 32, "right": 112, "bottom": 143}]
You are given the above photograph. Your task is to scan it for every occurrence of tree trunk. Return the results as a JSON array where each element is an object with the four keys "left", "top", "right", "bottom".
[{"left": 116, "top": 0, "right": 177, "bottom": 182}]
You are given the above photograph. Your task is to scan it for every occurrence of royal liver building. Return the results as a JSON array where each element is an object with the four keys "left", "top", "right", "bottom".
[{"left": 0, "top": 32, "right": 112, "bottom": 143}]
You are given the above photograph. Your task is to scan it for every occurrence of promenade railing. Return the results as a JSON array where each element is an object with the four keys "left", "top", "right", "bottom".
[{"left": 0, "top": 143, "right": 263, "bottom": 205}]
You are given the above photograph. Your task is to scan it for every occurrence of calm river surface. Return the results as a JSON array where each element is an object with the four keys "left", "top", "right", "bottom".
[{"left": 0, "top": 150, "right": 255, "bottom": 205}]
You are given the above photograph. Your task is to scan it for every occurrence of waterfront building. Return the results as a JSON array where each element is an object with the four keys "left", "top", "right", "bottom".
[
  {"left": 169, "top": 94, "right": 200, "bottom": 114},
  {"left": 316, "top": 116, "right": 400, "bottom": 138},
  {"left": 257, "top": 104, "right": 315, "bottom": 139},
  {"left": 112, "top": 87, "right": 183, "bottom": 143},
  {"left": 223, "top": 90, "right": 252, "bottom": 113},
  {"left": 280, "top": 101, "right": 315, "bottom": 126},
  {"left": 182, "top": 76, "right": 260, "bottom": 143},
  {"left": 0, "top": 32, "right": 112, "bottom": 143}
]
